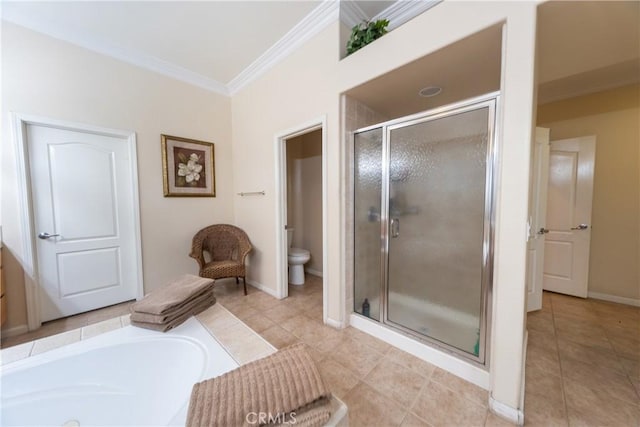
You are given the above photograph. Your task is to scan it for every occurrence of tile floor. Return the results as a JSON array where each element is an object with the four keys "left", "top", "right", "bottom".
[
  {"left": 2, "top": 277, "right": 639, "bottom": 426},
  {"left": 525, "top": 291, "right": 640, "bottom": 426}
]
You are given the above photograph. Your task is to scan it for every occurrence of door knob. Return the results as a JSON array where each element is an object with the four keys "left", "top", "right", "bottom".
[
  {"left": 570, "top": 224, "right": 589, "bottom": 230},
  {"left": 537, "top": 228, "right": 549, "bottom": 235},
  {"left": 38, "top": 232, "right": 60, "bottom": 240}
]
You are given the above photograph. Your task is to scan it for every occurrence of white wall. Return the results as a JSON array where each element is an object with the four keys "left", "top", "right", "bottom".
[{"left": 1, "top": 23, "right": 233, "bottom": 331}]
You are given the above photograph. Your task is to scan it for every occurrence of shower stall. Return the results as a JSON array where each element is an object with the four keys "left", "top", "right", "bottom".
[{"left": 353, "top": 93, "right": 498, "bottom": 363}]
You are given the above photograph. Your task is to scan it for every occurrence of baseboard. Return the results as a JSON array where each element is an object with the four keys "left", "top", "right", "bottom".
[
  {"left": 1, "top": 324, "right": 29, "bottom": 338},
  {"left": 305, "top": 268, "right": 323, "bottom": 278},
  {"left": 489, "top": 396, "right": 524, "bottom": 426},
  {"left": 588, "top": 291, "right": 640, "bottom": 307},
  {"left": 325, "top": 317, "right": 344, "bottom": 329},
  {"left": 246, "top": 279, "right": 280, "bottom": 299}
]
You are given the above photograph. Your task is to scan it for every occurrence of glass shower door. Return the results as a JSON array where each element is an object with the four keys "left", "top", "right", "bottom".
[
  {"left": 385, "top": 106, "right": 492, "bottom": 358},
  {"left": 353, "top": 127, "right": 383, "bottom": 320}
]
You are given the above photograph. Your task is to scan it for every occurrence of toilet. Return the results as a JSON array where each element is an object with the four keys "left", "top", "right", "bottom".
[{"left": 287, "top": 228, "right": 310, "bottom": 285}]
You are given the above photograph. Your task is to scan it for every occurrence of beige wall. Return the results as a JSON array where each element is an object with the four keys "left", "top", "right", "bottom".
[
  {"left": 286, "top": 129, "right": 323, "bottom": 274},
  {"left": 1, "top": 23, "right": 234, "bottom": 332},
  {"left": 232, "top": 1, "right": 540, "bottom": 411},
  {"left": 538, "top": 84, "right": 640, "bottom": 301}
]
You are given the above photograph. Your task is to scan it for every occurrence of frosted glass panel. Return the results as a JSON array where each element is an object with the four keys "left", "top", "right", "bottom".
[
  {"left": 386, "top": 108, "right": 489, "bottom": 355},
  {"left": 353, "top": 128, "right": 382, "bottom": 320}
]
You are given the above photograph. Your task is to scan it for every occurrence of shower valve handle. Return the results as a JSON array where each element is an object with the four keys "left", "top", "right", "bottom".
[{"left": 390, "top": 218, "right": 400, "bottom": 238}]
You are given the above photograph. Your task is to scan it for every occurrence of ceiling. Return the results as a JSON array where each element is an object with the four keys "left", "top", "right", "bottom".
[
  {"left": 2, "top": 1, "right": 321, "bottom": 88},
  {"left": 346, "top": 25, "right": 502, "bottom": 119},
  {"left": 3, "top": 1, "right": 638, "bottom": 105},
  {"left": 347, "top": 1, "right": 639, "bottom": 118}
]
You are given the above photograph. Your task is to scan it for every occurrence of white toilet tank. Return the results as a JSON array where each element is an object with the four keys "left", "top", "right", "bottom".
[{"left": 287, "top": 228, "right": 294, "bottom": 248}]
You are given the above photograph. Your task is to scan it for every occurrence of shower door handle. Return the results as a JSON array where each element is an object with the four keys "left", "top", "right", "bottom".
[{"left": 390, "top": 218, "right": 400, "bottom": 238}]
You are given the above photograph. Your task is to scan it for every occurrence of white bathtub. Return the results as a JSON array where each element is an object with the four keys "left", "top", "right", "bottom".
[{"left": 0, "top": 318, "right": 239, "bottom": 426}]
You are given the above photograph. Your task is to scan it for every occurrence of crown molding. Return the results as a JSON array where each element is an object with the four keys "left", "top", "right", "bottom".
[
  {"left": 2, "top": 1, "right": 439, "bottom": 98},
  {"left": 227, "top": 0, "right": 339, "bottom": 95},
  {"left": 2, "top": 6, "right": 230, "bottom": 96},
  {"left": 340, "top": 1, "right": 369, "bottom": 29},
  {"left": 374, "top": 0, "right": 442, "bottom": 31}
]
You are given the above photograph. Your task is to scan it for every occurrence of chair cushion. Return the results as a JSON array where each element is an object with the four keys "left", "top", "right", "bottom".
[{"left": 201, "top": 260, "right": 244, "bottom": 279}]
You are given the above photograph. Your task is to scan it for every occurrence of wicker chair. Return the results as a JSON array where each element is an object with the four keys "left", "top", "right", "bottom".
[{"left": 189, "top": 224, "right": 253, "bottom": 295}]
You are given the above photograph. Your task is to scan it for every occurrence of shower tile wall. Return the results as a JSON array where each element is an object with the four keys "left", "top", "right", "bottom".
[{"left": 343, "top": 95, "right": 389, "bottom": 319}]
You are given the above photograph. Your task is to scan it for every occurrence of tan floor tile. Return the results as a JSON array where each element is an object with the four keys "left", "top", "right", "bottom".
[
  {"left": 523, "top": 390, "right": 568, "bottom": 426},
  {"left": 344, "top": 382, "right": 407, "bottom": 427},
  {"left": 304, "top": 303, "right": 324, "bottom": 321},
  {"left": 560, "top": 357, "right": 639, "bottom": 405},
  {"left": 312, "top": 332, "right": 345, "bottom": 355},
  {"left": 526, "top": 343, "right": 562, "bottom": 378},
  {"left": 401, "top": 413, "right": 432, "bottom": 426},
  {"left": 344, "top": 326, "right": 391, "bottom": 354},
  {"left": 524, "top": 363, "right": 564, "bottom": 401},
  {"left": 430, "top": 368, "right": 489, "bottom": 408},
  {"left": 527, "top": 329, "right": 558, "bottom": 353},
  {"left": 245, "top": 292, "right": 281, "bottom": 311},
  {"left": 527, "top": 314, "right": 555, "bottom": 335},
  {"left": 619, "top": 357, "right": 640, "bottom": 381},
  {"left": 385, "top": 346, "right": 437, "bottom": 378},
  {"left": 412, "top": 380, "right": 487, "bottom": 427},
  {"left": 262, "top": 304, "right": 301, "bottom": 323},
  {"left": 225, "top": 302, "right": 258, "bottom": 320},
  {"left": 557, "top": 337, "right": 626, "bottom": 376},
  {"left": 564, "top": 377, "right": 640, "bottom": 426},
  {"left": 317, "top": 357, "right": 359, "bottom": 400},
  {"left": 331, "top": 337, "right": 383, "bottom": 378},
  {"left": 364, "top": 357, "right": 428, "bottom": 408},
  {"left": 86, "top": 301, "right": 134, "bottom": 324},
  {"left": 300, "top": 343, "right": 326, "bottom": 364},
  {"left": 608, "top": 334, "right": 640, "bottom": 361},
  {"left": 259, "top": 325, "right": 299, "bottom": 349},
  {"left": 484, "top": 412, "right": 515, "bottom": 426},
  {"left": 279, "top": 314, "right": 318, "bottom": 335},
  {"left": 297, "top": 323, "right": 343, "bottom": 349},
  {"left": 241, "top": 313, "right": 276, "bottom": 333}
]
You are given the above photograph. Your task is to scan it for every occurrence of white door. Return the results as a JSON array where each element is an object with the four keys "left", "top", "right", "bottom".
[
  {"left": 28, "top": 124, "right": 141, "bottom": 322},
  {"left": 543, "top": 136, "right": 596, "bottom": 298},
  {"left": 527, "top": 128, "right": 550, "bottom": 312}
]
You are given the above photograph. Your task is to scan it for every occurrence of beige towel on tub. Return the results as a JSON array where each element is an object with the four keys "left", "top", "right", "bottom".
[
  {"left": 131, "top": 274, "right": 214, "bottom": 315},
  {"left": 130, "top": 294, "right": 216, "bottom": 332},
  {"left": 186, "top": 343, "right": 332, "bottom": 427},
  {"left": 131, "top": 290, "right": 215, "bottom": 324}
]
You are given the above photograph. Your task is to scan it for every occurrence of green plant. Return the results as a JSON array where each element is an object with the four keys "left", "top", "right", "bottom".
[{"left": 346, "top": 19, "right": 390, "bottom": 55}]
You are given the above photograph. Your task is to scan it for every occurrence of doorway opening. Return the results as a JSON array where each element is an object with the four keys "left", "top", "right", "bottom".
[{"left": 274, "top": 118, "right": 328, "bottom": 324}]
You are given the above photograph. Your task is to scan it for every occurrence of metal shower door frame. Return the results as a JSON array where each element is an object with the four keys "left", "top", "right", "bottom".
[{"left": 353, "top": 91, "right": 499, "bottom": 365}]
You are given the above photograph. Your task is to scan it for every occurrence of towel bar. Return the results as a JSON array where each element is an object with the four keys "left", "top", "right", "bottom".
[{"left": 237, "top": 191, "right": 265, "bottom": 196}]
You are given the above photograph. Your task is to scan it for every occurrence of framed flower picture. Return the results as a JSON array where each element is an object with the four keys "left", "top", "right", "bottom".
[{"left": 161, "top": 134, "right": 215, "bottom": 197}]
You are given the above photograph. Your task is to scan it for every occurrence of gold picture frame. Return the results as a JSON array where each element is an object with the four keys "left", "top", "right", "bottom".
[{"left": 161, "top": 134, "right": 215, "bottom": 197}]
